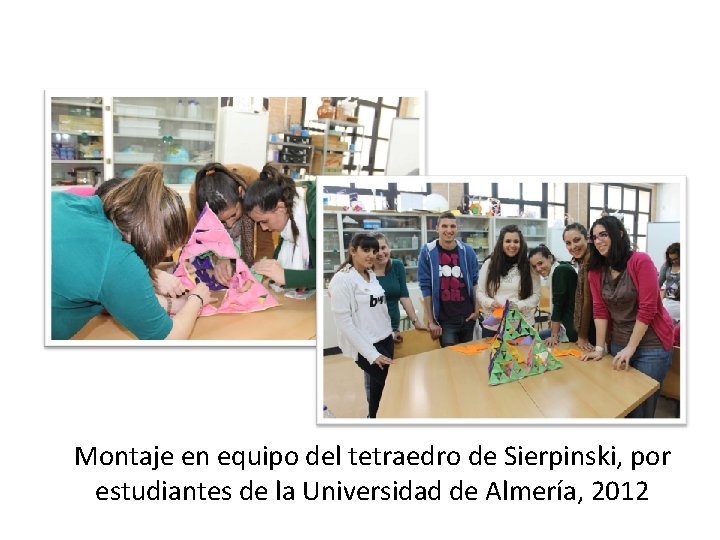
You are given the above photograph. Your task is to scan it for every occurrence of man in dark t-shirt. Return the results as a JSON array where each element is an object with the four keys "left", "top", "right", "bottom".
[{"left": 418, "top": 213, "right": 479, "bottom": 347}]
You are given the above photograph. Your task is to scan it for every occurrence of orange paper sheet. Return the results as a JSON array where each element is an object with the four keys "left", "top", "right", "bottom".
[
  {"left": 551, "top": 348, "right": 583, "bottom": 358},
  {"left": 449, "top": 343, "right": 490, "bottom": 354}
]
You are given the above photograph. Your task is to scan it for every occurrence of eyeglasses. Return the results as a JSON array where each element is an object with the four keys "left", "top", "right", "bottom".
[{"left": 589, "top": 231, "right": 609, "bottom": 242}]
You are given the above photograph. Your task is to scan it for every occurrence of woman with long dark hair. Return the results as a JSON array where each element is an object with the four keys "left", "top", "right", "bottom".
[
  {"left": 328, "top": 233, "right": 393, "bottom": 418},
  {"left": 192, "top": 163, "right": 275, "bottom": 285},
  {"left": 243, "top": 164, "right": 316, "bottom": 290},
  {"left": 528, "top": 244, "right": 578, "bottom": 347},
  {"left": 476, "top": 224, "right": 540, "bottom": 335},
  {"left": 581, "top": 216, "right": 674, "bottom": 418}
]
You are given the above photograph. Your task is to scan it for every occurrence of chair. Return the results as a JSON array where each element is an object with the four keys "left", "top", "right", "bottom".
[
  {"left": 535, "top": 285, "right": 551, "bottom": 330},
  {"left": 393, "top": 329, "right": 441, "bottom": 359},
  {"left": 661, "top": 346, "right": 680, "bottom": 400}
]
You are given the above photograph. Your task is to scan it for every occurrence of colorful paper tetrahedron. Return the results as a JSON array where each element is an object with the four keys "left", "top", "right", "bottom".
[
  {"left": 173, "top": 204, "right": 279, "bottom": 316},
  {"left": 487, "top": 300, "right": 563, "bottom": 385}
]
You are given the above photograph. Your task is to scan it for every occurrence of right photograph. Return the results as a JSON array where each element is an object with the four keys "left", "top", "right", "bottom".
[{"left": 319, "top": 176, "right": 685, "bottom": 423}]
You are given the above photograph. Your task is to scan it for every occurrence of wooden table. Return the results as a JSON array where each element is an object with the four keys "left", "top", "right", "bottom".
[
  {"left": 377, "top": 342, "right": 659, "bottom": 419},
  {"left": 71, "top": 291, "right": 316, "bottom": 341}
]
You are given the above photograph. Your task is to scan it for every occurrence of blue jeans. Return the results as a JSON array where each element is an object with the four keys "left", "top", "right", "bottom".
[
  {"left": 439, "top": 318, "right": 477, "bottom": 347},
  {"left": 539, "top": 328, "right": 552, "bottom": 339},
  {"left": 610, "top": 342, "right": 672, "bottom": 419}
]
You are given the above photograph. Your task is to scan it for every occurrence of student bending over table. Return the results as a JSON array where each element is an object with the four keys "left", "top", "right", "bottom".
[
  {"left": 243, "top": 164, "right": 316, "bottom": 291},
  {"left": 329, "top": 233, "right": 393, "bottom": 418},
  {"left": 51, "top": 165, "right": 211, "bottom": 340},
  {"left": 529, "top": 244, "right": 579, "bottom": 347}
]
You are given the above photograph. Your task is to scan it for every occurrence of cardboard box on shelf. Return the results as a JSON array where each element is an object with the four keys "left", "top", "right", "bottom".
[
  {"left": 310, "top": 133, "right": 348, "bottom": 152},
  {"left": 58, "top": 115, "right": 103, "bottom": 134},
  {"left": 311, "top": 151, "right": 344, "bottom": 175}
]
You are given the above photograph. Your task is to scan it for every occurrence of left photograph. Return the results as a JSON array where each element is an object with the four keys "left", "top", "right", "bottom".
[{"left": 46, "top": 94, "right": 424, "bottom": 344}]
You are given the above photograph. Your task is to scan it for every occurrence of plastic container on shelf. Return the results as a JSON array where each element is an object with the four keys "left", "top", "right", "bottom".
[
  {"left": 187, "top": 99, "right": 199, "bottom": 119},
  {"left": 175, "top": 98, "right": 185, "bottom": 118}
]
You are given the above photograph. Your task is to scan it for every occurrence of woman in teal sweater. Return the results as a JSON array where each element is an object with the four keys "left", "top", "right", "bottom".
[
  {"left": 243, "top": 164, "right": 316, "bottom": 290},
  {"left": 51, "top": 165, "right": 211, "bottom": 340},
  {"left": 372, "top": 233, "right": 425, "bottom": 341},
  {"left": 528, "top": 244, "right": 578, "bottom": 347}
]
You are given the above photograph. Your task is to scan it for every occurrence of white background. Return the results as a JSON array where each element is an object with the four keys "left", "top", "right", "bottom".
[{"left": 2, "top": 1, "right": 714, "bottom": 538}]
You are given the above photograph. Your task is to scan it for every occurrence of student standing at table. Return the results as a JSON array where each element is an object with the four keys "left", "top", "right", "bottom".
[
  {"left": 329, "top": 233, "right": 393, "bottom": 418},
  {"left": 243, "top": 164, "right": 316, "bottom": 290},
  {"left": 477, "top": 224, "right": 540, "bottom": 337},
  {"left": 658, "top": 242, "right": 680, "bottom": 322},
  {"left": 418, "top": 212, "right": 479, "bottom": 347},
  {"left": 372, "top": 232, "right": 425, "bottom": 342},
  {"left": 580, "top": 216, "right": 674, "bottom": 418},
  {"left": 51, "top": 164, "right": 211, "bottom": 340},
  {"left": 528, "top": 244, "right": 578, "bottom": 347},
  {"left": 563, "top": 222, "right": 597, "bottom": 351}
]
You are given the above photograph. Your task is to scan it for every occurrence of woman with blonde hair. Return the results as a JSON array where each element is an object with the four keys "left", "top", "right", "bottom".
[
  {"left": 372, "top": 232, "right": 425, "bottom": 341},
  {"left": 52, "top": 164, "right": 211, "bottom": 340}
]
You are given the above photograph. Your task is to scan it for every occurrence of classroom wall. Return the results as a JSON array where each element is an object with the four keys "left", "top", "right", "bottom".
[
  {"left": 655, "top": 183, "right": 682, "bottom": 221},
  {"left": 431, "top": 183, "right": 464, "bottom": 209}
]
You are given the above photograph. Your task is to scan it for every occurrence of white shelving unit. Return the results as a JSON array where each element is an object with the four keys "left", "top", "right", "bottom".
[
  {"left": 50, "top": 97, "right": 110, "bottom": 187},
  {"left": 492, "top": 216, "right": 549, "bottom": 249},
  {"left": 308, "top": 118, "right": 364, "bottom": 175},
  {"left": 112, "top": 97, "right": 219, "bottom": 186},
  {"left": 322, "top": 211, "right": 423, "bottom": 287}
]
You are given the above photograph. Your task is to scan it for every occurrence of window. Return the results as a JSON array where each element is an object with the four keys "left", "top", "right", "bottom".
[
  {"left": 588, "top": 183, "right": 652, "bottom": 250},
  {"left": 302, "top": 96, "right": 403, "bottom": 176},
  {"left": 465, "top": 180, "right": 568, "bottom": 221}
]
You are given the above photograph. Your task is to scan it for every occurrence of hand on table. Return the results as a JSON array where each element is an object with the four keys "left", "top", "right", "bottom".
[
  {"left": 411, "top": 319, "right": 427, "bottom": 331},
  {"left": 612, "top": 346, "right": 635, "bottom": 370},
  {"left": 253, "top": 259, "right": 286, "bottom": 286},
  {"left": 374, "top": 355, "right": 395, "bottom": 370},
  {"left": 580, "top": 349, "right": 604, "bottom": 362},
  {"left": 188, "top": 282, "right": 212, "bottom": 307},
  {"left": 154, "top": 269, "right": 185, "bottom": 297},
  {"left": 428, "top": 321, "right": 443, "bottom": 339},
  {"left": 544, "top": 335, "right": 559, "bottom": 348},
  {"left": 576, "top": 338, "right": 594, "bottom": 352}
]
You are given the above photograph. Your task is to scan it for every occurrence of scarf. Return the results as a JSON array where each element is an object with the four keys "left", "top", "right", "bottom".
[
  {"left": 573, "top": 252, "right": 589, "bottom": 334},
  {"left": 276, "top": 187, "right": 310, "bottom": 272}
]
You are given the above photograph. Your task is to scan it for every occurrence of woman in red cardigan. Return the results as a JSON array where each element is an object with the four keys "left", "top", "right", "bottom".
[{"left": 581, "top": 216, "right": 674, "bottom": 418}]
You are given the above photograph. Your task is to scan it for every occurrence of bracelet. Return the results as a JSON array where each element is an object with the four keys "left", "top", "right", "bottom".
[
  {"left": 188, "top": 293, "right": 204, "bottom": 306},
  {"left": 595, "top": 345, "right": 605, "bottom": 354}
]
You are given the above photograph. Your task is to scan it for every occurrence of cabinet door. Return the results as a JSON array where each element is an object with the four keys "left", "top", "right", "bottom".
[
  {"left": 112, "top": 96, "right": 218, "bottom": 185},
  {"left": 50, "top": 97, "right": 107, "bottom": 187},
  {"left": 322, "top": 213, "right": 343, "bottom": 283}
]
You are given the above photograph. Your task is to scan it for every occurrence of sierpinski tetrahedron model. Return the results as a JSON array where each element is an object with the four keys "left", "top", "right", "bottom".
[
  {"left": 487, "top": 300, "right": 563, "bottom": 385},
  {"left": 173, "top": 204, "right": 279, "bottom": 316}
]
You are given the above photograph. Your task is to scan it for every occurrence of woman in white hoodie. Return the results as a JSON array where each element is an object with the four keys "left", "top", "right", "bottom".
[{"left": 328, "top": 233, "right": 393, "bottom": 418}]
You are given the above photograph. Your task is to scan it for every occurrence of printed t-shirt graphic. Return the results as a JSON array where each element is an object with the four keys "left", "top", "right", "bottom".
[{"left": 437, "top": 245, "right": 473, "bottom": 320}]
